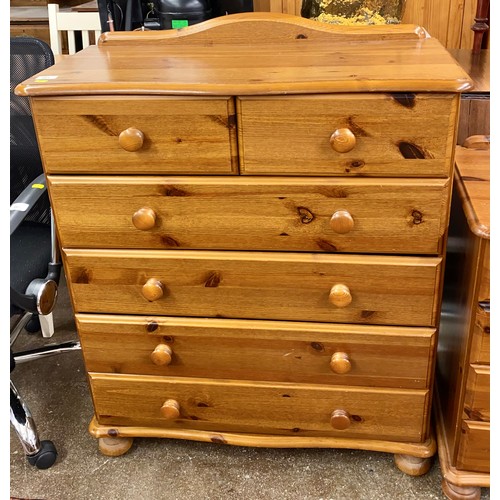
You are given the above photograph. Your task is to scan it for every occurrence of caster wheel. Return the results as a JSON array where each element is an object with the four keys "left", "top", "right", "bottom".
[
  {"left": 394, "top": 454, "right": 432, "bottom": 476},
  {"left": 27, "top": 440, "right": 57, "bottom": 469},
  {"left": 98, "top": 437, "right": 134, "bottom": 457},
  {"left": 25, "top": 315, "right": 41, "bottom": 334}
]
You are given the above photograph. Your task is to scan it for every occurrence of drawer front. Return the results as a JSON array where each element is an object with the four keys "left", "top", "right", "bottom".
[
  {"left": 470, "top": 305, "right": 490, "bottom": 364},
  {"left": 463, "top": 365, "right": 490, "bottom": 422},
  {"left": 478, "top": 243, "right": 490, "bottom": 303},
  {"left": 64, "top": 249, "right": 441, "bottom": 326},
  {"left": 456, "top": 421, "right": 490, "bottom": 473},
  {"left": 237, "top": 94, "right": 457, "bottom": 177},
  {"left": 32, "top": 96, "right": 237, "bottom": 174},
  {"left": 77, "top": 314, "right": 436, "bottom": 389},
  {"left": 89, "top": 373, "right": 429, "bottom": 442},
  {"left": 49, "top": 176, "right": 449, "bottom": 254}
]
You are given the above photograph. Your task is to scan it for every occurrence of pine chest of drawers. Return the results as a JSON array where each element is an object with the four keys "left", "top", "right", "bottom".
[
  {"left": 18, "top": 13, "right": 471, "bottom": 475},
  {"left": 435, "top": 144, "right": 490, "bottom": 499}
]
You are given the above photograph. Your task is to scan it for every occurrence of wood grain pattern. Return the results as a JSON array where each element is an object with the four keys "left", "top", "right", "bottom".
[
  {"left": 463, "top": 365, "right": 490, "bottom": 422},
  {"left": 97, "top": 14, "right": 429, "bottom": 45},
  {"left": 22, "top": 13, "right": 464, "bottom": 461},
  {"left": 444, "top": 0, "right": 465, "bottom": 49},
  {"left": 456, "top": 99, "right": 490, "bottom": 147},
  {"left": 89, "top": 373, "right": 430, "bottom": 442},
  {"left": 456, "top": 421, "right": 490, "bottom": 473},
  {"left": 459, "top": 0, "right": 477, "bottom": 51},
  {"left": 88, "top": 416, "right": 437, "bottom": 456},
  {"left": 76, "top": 314, "right": 436, "bottom": 389},
  {"left": 448, "top": 50, "right": 489, "bottom": 93},
  {"left": 434, "top": 391, "right": 490, "bottom": 487},
  {"left": 454, "top": 146, "right": 490, "bottom": 238},
  {"left": 437, "top": 189, "right": 485, "bottom": 463},
  {"left": 477, "top": 243, "right": 489, "bottom": 303},
  {"left": 469, "top": 306, "right": 489, "bottom": 364},
  {"left": 48, "top": 175, "right": 450, "bottom": 254},
  {"left": 32, "top": 96, "right": 238, "bottom": 174},
  {"left": 16, "top": 14, "right": 472, "bottom": 97},
  {"left": 63, "top": 249, "right": 442, "bottom": 326},
  {"left": 237, "top": 94, "right": 458, "bottom": 177},
  {"left": 436, "top": 143, "right": 490, "bottom": 484}
]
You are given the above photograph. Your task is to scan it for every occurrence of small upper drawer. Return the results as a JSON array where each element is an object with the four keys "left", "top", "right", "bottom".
[
  {"left": 237, "top": 94, "right": 457, "bottom": 177},
  {"left": 64, "top": 248, "right": 441, "bottom": 327},
  {"left": 48, "top": 175, "right": 450, "bottom": 254},
  {"left": 77, "top": 314, "right": 436, "bottom": 390},
  {"left": 31, "top": 96, "right": 238, "bottom": 174}
]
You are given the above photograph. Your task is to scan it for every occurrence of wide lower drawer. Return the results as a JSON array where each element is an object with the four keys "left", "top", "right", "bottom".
[
  {"left": 463, "top": 365, "right": 490, "bottom": 422},
  {"left": 64, "top": 249, "right": 441, "bottom": 326},
  {"left": 77, "top": 314, "right": 436, "bottom": 389},
  {"left": 456, "top": 421, "right": 490, "bottom": 473},
  {"left": 89, "top": 373, "right": 430, "bottom": 442},
  {"left": 31, "top": 96, "right": 237, "bottom": 174},
  {"left": 237, "top": 94, "right": 457, "bottom": 177},
  {"left": 48, "top": 175, "right": 449, "bottom": 254}
]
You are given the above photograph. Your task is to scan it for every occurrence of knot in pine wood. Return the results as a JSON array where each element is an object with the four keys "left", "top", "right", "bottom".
[{"left": 297, "top": 206, "right": 315, "bottom": 224}]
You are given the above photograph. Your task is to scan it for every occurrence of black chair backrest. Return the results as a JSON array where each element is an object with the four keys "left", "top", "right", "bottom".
[{"left": 10, "top": 37, "right": 54, "bottom": 224}]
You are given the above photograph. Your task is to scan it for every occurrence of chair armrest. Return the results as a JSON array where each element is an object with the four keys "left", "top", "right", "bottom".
[{"left": 10, "top": 173, "right": 47, "bottom": 236}]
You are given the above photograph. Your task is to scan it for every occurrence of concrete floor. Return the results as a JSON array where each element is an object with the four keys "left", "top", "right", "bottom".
[{"left": 10, "top": 277, "right": 491, "bottom": 500}]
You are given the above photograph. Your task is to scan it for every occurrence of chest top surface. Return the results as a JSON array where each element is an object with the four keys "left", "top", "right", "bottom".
[{"left": 16, "top": 13, "right": 472, "bottom": 97}]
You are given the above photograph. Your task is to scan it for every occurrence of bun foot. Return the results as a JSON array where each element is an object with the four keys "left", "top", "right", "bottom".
[
  {"left": 394, "top": 454, "right": 432, "bottom": 476},
  {"left": 442, "top": 479, "right": 481, "bottom": 500},
  {"left": 98, "top": 437, "right": 134, "bottom": 457}
]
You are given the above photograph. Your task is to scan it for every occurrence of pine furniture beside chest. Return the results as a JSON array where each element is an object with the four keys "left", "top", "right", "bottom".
[
  {"left": 17, "top": 13, "right": 472, "bottom": 475},
  {"left": 435, "top": 143, "right": 490, "bottom": 500}
]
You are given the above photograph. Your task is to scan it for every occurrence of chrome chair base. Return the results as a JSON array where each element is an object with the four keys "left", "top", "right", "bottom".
[{"left": 10, "top": 340, "right": 81, "bottom": 469}]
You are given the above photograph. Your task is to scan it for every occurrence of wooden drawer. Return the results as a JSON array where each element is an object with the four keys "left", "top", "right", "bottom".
[
  {"left": 470, "top": 305, "right": 490, "bottom": 364},
  {"left": 49, "top": 175, "right": 449, "bottom": 254},
  {"left": 89, "top": 373, "right": 430, "bottom": 442},
  {"left": 31, "top": 96, "right": 237, "bottom": 174},
  {"left": 463, "top": 365, "right": 490, "bottom": 422},
  {"left": 478, "top": 243, "right": 490, "bottom": 302},
  {"left": 64, "top": 249, "right": 441, "bottom": 326},
  {"left": 456, "top": 421, "right": 490, "bottom": 473},
  {"left": 237, "top": 94, "right": 457, "bottom": 177},
  {"left": 77, "top": 314, "right": 436, "bottom": 389}
]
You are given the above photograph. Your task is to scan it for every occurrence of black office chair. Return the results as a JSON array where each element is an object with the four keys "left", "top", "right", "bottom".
[{"left": 10, "top": 36, "right": 80, "bottom": 470}]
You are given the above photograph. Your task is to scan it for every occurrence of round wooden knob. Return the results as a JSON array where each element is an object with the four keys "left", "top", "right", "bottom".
[
  {"left": 330, "top": 409, "right": 351, "bottom": 430},
  {"left": 132, "top": 207, "right": 157, "bottom": 231},
  {"left": 142, "top": 278, "right": 164, "bottom": 302},
  {"left": 160, "top": 399, "right": 180, "bottom": 420},
  {"left": 330, "top": 210, "right": 354, "bottom": 234},
  {"left": 151, "top": 344, "right": 173, "bottom": 366},
  {"left": 330, "top": 128, "right": 356, "bottom": 153},
  {"left": 329, "top": 284, "right": 352, "bottom": 308},
  {"left": 118, "top": 127, "right": 144, "bottom": 152},
  {"left": 330, "top": 352, "right": 351, "bottom": 374}
]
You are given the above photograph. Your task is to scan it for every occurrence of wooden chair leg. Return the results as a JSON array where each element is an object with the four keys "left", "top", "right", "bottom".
[{"left": 472, "top": 0, "right": 489, "bottom": 52}]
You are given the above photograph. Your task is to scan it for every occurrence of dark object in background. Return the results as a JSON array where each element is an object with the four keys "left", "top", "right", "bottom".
[
  {"left": 212, "top": 0, "right": 253, "bottom": 16},
  {"left": 154, "top": 0, "right": 212, "bottom": 30},
  {"left": 98, "top": 0, "right": 253, "bottom": 32},
  {"left": 97, "top": 0, "right": 145, "bottom": 31}
]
